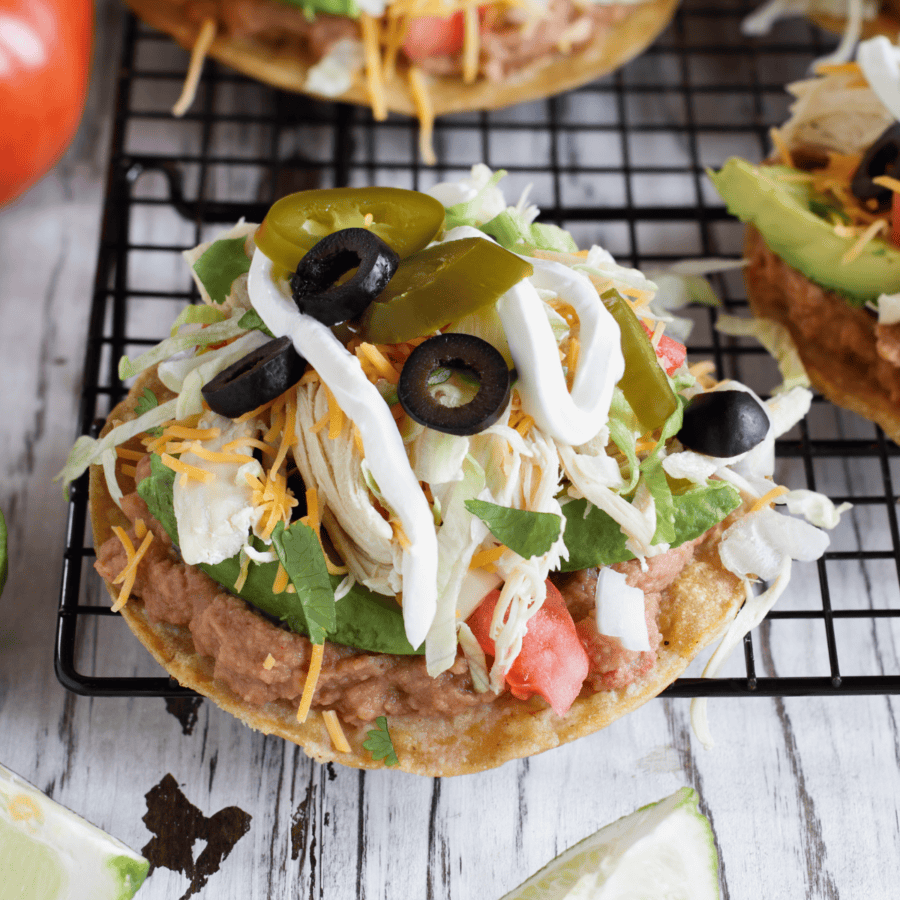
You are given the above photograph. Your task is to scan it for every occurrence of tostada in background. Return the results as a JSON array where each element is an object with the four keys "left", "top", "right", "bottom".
[{"left": 710, "top": 35, "right": 900, "bottom": 442}]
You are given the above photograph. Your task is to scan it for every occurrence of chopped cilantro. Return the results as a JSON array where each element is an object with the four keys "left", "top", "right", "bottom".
[
  {"left": 271, "top": 521, "right": 337, "bottom": 645},
  {"left": 464, "top": 499, "right": 561, "bottom": 559},
  {"left": 193, "top": 236, "right": 252, "bottom": 304},
  {"left": 134, "top": 388, "right": 163, "bottom": 437},
  {"left": 362, "top": 716, "right": 399, "bottom": 767},
  {"left": 238, "top": 309, "right": 274, "bottom": 337}
]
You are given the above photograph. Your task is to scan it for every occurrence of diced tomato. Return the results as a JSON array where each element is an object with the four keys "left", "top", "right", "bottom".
[
  {"left": 466, "top": 580, "right": 588, "bottom": 717},
  {"left": 641, "top": 321, "right": 687, "bottom": 375},
  {"left": 402, "top": 12, "right": 466, "bottom": 62},
  {"left": 892, "top": 192, "right": 900, "bottom": 249}
]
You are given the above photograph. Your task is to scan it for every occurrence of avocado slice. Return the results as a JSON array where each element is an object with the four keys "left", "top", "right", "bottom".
[
  {"left": 708, "top": 157, "right": 900, "bottom": 306},
  {"left": 137, "top": 454, "right": 421, "bottom": 655}
]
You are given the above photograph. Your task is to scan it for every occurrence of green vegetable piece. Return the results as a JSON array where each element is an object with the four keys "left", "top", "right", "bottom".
[
  {"left": 0, "top": 507, "right": 7, "bottom": 599},
  {"left": 464, "top": 499, "right": 561, "bottom": 559},
  {"left": 708, "top": 157, "right": 900, "bottom": 305},
  {"left": 169, "top": 303, "right": 227, "bottom": 336},
  {"left": 192, "top": 235, "right": 252, "bottom": 304},
  {"left": 137, "top": 455, "right": 420, "bottom": 654},
  {"left": 479, "top": 208, "right": 579, "bottom": 254},
  {"left": 133, "top": 388, "right": 158, "bottom": 418},
  {"left": 363, "top": 238, "right": 533, "bottom": 344},
  {"left": 600, "top": 288, "right": 678, "bottom": 434},
  {"left": 255, "top": 187, "right": 445, "bottom": 272},
  {"left": 271, "top": 521, "right": 336, "bottom": 645},
  {"left": 559, "top": 481, "right": 741, "bottom": 571},
  {"left": 277, "top": 0, "right": 363, "bottom": 17},
  {"left": 238, "top": 308, "right": 274, "bottom": 337},
  {"left": 362, "top": 716, "right": 399, "bottom": 767}
]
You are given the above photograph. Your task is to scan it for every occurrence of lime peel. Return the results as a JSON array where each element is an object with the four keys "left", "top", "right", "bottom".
[
  {"left": 0, "top": 762, "right": 149, "bottom": 900},
  {"left": 500, "top": 787, "right": 719, "bottom": 900}
]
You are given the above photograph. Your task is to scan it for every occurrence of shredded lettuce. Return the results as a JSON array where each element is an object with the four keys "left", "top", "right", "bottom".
[
  {"left": 169, "top": 304, "right": 227, "bottom": 337},
  {"left": 716, "top": 314, "right": 810, "bottom": 392},
  {"left": 442, "top": 168, "right": 508, "bottom": 229}
]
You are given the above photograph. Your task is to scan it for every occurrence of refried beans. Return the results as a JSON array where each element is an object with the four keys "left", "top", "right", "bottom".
[{"left": 94, "top": 458, "right": 707, "bottom": 727}]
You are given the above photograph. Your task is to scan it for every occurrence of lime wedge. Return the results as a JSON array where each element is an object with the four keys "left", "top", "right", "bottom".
[
  {"left": 0, "top": 763, "right": 149, "bottom": 900},
  {"left": 501, "top": 787, "right": 719, "bottom": 900}
]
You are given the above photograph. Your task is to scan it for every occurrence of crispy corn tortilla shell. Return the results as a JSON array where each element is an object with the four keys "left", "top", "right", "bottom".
[
  {"left": 90, "top": 368, "right": 744, "bottom": 776},
  {"left": 744, "top": 225, "right": 900, "bottom": 445},
  {"left": 811, "top": 8, "right": 900, "bottom": 41},
  {"left": 123, "top": 0, "right": 678, "bottom": 117}
]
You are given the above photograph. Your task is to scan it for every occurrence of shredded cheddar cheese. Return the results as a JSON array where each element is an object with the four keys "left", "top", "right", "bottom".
[
  {"left": 842, "top": 218, "right": 887, "bottom": 264},
  {"left": 116, "top": 446, "right": 145, "bottom": 462},
  {"left": 770, "top": 126, "right": 794, "bottom": 168},
  {"left": 111, "top": 526, "right": 154, "bottom": 613},
  {"left": 189, "top": 444, "right": 255, "bottom": 465},
  {"left": 749, "top": 484, "right": 790, "bottom": 514},
  {"left": 296, "top": 643, "right": 325, "bottom": 724},
  {"left": 160, "top": 453, "right": 214, "bottom": 484},
  {"left": 408, "top": 67, "right": 437, "bottom": 166},
  {"left": 322, "top": 710, "right": 352, "bottom": 753},
  {"left": 172, "top": 17, "right": 217, "bottom": 117},
  {"left": 234, "top": 551, "right": 251, "bottom": 592},
  {"left": 874, "top": 174, "right": 900, "bottom": 194},
  {"left": 360, "top": 14, "right": 388, "bottom": 121},
  {"left": 273, "top": 562, "right": 290, "bottom": 594},
  {"left": 470, "top": 544, "right": 506, "bottom": 570},
  {"left": 263, "top": 653, "right": 276, "bottom": 670}
]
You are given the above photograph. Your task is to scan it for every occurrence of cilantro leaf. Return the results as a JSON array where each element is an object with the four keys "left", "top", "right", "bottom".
[
  {"left": 137, "top": 454, "right": 178, "bottom": 539},
  {"left": 559, "top": 480, "right": 742, "bottom": 572},
  {"left": 193, "top": 236, "right": 252, "bottom": 304},
  {"left": 0, "top": 507, "right": 8, "bottom": 600},
  {"left": 464, "top": 499, "right": 561, "bottom": 559},
  {"left": 134, "top": 388, "right": 163, "bottom": 437},
  {"left": 271, "top": 521, "right": 337, "bottom": 645},
  {"left": 238, "top": 309, "right": 274, "bottom": 337},
  {"left": 362, "top": 716, "right": 399, "bottom": 767}
]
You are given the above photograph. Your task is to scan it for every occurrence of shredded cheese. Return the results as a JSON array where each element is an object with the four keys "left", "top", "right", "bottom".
[
  {"left": 357, "top": 343, "right": 401, "bottom": 383},
  {"left": 322, "top": 710, "right": 352, "bottom": 753},
  {"left": 116, "top": 446, "right": 145, "bottom": 462},
  {"left": 408, "top": 67, "right": 437, "bottom": 166},
  {"left": 749, "top": 484, "right": 790, "bottom": 514},
  {"left": 110, "top": 526, "right": 154, "bottom": 613},
  {"left": 234, "top": 551, "right": 251, "bottom": 592},
  {"left": 263, "top": 653, "right": 276, "bottom": 671},
  {"left": 360, "top": 14, "right": 388, "bottom": 121},
  {"left": 873, "top": 174, "right": 900, "bottom": 194},
  {"left": 189, "top": 444, "right": 254, "bottom": 465},
  {"left": 842, "top": 218, "right": 887, "bottom": 264},
  {"left": 770, "top": 126, "right": 793, "bottom": 168},
  {"left": 172, "top": 17, "right": 217, "bottom": 117},
  {"left": 160, "top": 453, "right": 214, "bottom": 484},
  {"left": 470, "top": 544, "right": 506, "bottom": 570},
  {"left": 273, "top": 562, "right": 290, "bottom": 594},
  {"left": 296, "top": 643, "right": 325, "bottom": 724}
]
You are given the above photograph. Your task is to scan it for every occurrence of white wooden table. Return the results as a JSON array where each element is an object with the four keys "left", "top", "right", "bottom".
[{"left": 1, "top": 1, "right": 899, "bottom": 898}]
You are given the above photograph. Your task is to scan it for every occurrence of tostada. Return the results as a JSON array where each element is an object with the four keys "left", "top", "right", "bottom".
[{"left": 62, "top": 167, "right": 841, "bottom": 774}]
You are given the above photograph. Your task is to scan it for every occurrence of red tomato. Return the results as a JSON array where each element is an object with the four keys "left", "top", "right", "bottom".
[
  {"left": 467, "top": 580, "right": 588, "bottom": 717},
  {"left": 401, "top": 12, "right": 466, "bottom": 62},
  {"left": 641, "top": 321, "right": 687, "bottom": 375},
  {"left": 0, "top": 0, "right": 92, "bottom": 206},
  {"left": 892, "top": 191, "right": 900, "bottom": 249}
]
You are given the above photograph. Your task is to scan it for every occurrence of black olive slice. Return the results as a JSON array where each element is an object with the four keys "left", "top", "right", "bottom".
[
  {"left": 851, "top": 124, "right": 900, "bottom": 211},
  {"left": 290, "top": 228, "right": 399, "bottom": 326},
  {"left": 202, "top": 336, "right": 307, "bottom": 419},
  {"left": 677, "top": 390, "right": 770, "bottom": 458},
  {"left": 398, "top": 334, "right": 512, "bottom": 436}
]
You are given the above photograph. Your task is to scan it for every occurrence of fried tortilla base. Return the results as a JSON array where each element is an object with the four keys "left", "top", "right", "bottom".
[
  {"left": 90, "top": 369, "right": 745, "bottom": 776},
  {"left": 743, "top": 225, "right": 900, "bottom": 445},
  {"left": 124, "top": 0, "right": 678, "bottom": 117}
]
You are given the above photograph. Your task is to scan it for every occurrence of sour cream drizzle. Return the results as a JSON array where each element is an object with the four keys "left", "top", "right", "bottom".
[
  {"left": 497, "top": 258, "right": 625, "bottom": 447},
  {"left": 247, "top": 250, "right": 438, "bottom": 649},
  {"left": 858, "top": 35, "right": 900, "bottom": 122}
]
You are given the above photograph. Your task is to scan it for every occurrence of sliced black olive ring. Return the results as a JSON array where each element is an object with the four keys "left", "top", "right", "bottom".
[
  {"left": 202, "top": 336, "right": 307, "bottom": 419},
  {"left": 677, "top": 389, "right": 769, "bottom": 458},
  {"left": 398, "top": 333, "right": 512, "bottom": 436},
  {"left": 851, "top": 123, "right": 900, "bottom": 212},
  {"left": 290, "top": 228, "right": 399, "bottom": 326}
]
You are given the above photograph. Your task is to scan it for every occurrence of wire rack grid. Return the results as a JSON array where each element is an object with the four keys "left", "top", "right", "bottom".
[{"left": 56, "top": 0, "right": 900, "bottom": 700}]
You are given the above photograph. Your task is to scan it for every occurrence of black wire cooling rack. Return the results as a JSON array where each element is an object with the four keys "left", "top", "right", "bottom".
[{"left": 56, "top": 0, "right": 900, "bottom": 699}]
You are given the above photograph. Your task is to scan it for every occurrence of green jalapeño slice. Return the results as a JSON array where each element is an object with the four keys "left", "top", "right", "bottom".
[
  {"left": 600, "top": 289, "right": 678, "bottom": 434},
  {"left": 255, "top": 187, "right": 446, "bottom": 271},
  {"left": 363, "top": 237, "right": 534, "bottom": 344}
]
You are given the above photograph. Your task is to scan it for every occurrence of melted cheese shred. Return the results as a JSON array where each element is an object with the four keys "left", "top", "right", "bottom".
[
  {"left": 408, "top": 67, "right": 437, "bottom": 167},
  {"left": 322, "top": 710, "right": 352, "bottom": 753},
  {"left": 462, "top": 4, "right": 480, "bottom": 84},
  {"left": 296, "top": 643, "right": 325, "bottom": 723}
]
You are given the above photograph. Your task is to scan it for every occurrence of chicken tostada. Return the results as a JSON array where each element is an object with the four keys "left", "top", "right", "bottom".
[{"left": 63, "top": 167, "right": 840, "bottom": 774}]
